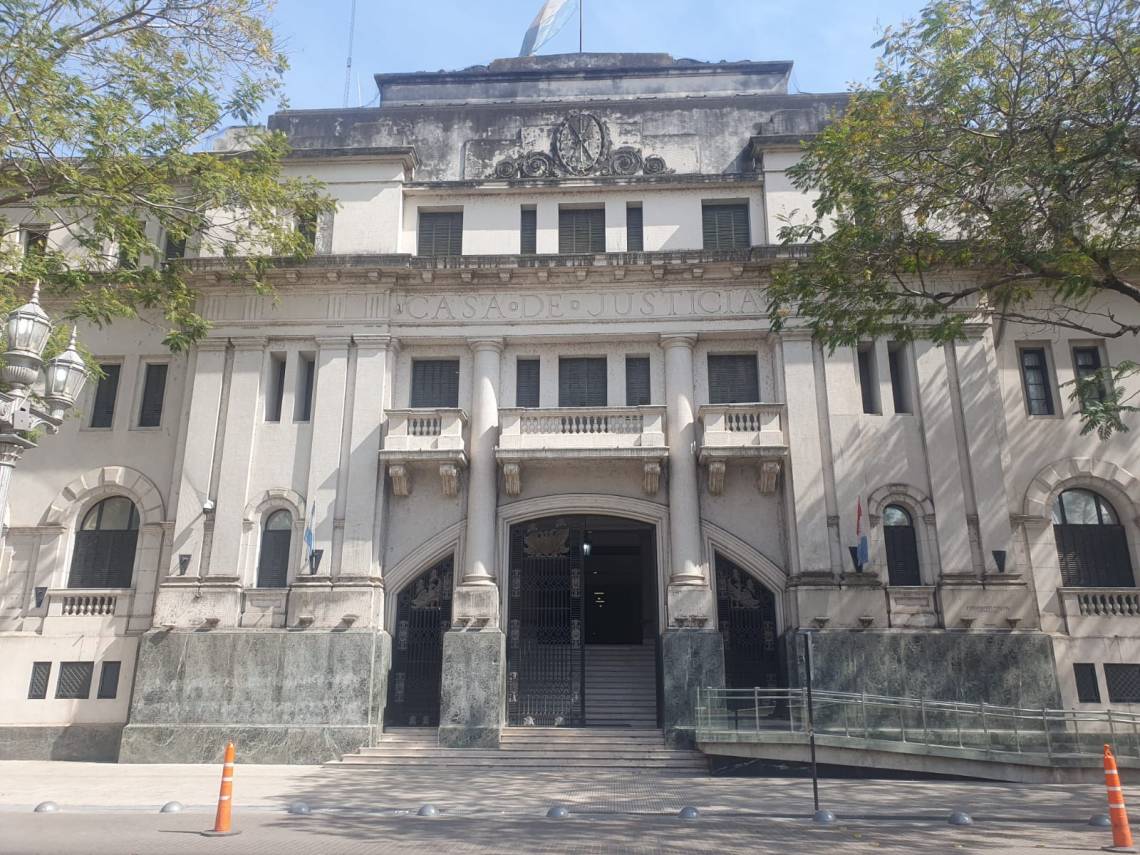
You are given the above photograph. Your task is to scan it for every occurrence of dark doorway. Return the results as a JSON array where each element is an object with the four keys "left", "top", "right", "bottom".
[
  {"left": 507, "top": 516, "right": 657, "bottom": 726},
  {"left": 715, "top": 553, "right": 782, "bottom": 689},
  {"left": 385, "top": 556, "right": 453, "bottom": 727}
]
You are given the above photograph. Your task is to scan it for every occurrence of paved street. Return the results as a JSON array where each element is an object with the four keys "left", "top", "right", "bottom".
[{"left": 0, "top": 761, "right": 1127, "bottom": 853}]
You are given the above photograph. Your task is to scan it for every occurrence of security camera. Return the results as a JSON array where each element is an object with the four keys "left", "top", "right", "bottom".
[{"left": 202, "top": 498, "right": 216, "bottom": 514}]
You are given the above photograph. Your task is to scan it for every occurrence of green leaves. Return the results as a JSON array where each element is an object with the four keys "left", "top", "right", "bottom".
[
  {"left": 769, "top": 0, "right": 1140, "bottom": 436},
  {"left": 0, "top": 0, "right": 331, "bottom": 349}
]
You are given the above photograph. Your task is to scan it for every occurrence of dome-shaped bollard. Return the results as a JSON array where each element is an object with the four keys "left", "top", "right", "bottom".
[
  {"left": 1090, "top": 814, "right": 1113, "bottom": 828},
  {"left": 678, "top": 806, "right": 700, "bottom": 820},
  {"left": 546, "top": 805, "right": 570, "bottom": 819},
  {"left": 33, "top": 801, "right": 59, "bottom": 813},
  {"left": 813, "top": 809, "right": 836, "bottom": 825},
  {"left": 287, "top": 801, "right": 312, "bottom": 816},
  {"left": 160, "top": 801, "right": 184, "bottom": 814},
  {"left": 948, "top": 810, "right": 974, "bottom": 827},
  {"left": 417, "top": 804, "right": 440, "bottom": 817}
]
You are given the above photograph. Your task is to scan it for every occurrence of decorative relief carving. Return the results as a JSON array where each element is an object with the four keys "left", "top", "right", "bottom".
[
  {"left": 643, "top": 461, "right": 662, "bottom": 495},
  {"left": 757, "top": 461, "right": 781, "bottom": 495},
  {"left": 502, "top": 462, "right": 522, "bottom": 496},
  {"left": 523, "top": 525, "right": 570, "bottom": 558},
  {"left": 389, "top": 464, "right": 410, "bottom": 497},
  {"left": 492, "top": 111, "right": 673, "bottom": 180},
  {"left": 439, "top": 462, "right": 460, "bottom": 497},
  {"left": 707, "top": 460, "right": 726, "bottom": 495}
]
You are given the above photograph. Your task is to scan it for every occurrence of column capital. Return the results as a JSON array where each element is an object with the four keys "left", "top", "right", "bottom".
[
  {"left": 660, "top": 334, "right": 698, "bottom": 350},
  {"left": 229, "top": 335, "right": 267, "bottom": 351},
  {"left": 468, "top": 337, "right": 505, "bottom": 354},
  {"left": 195, "top": 338, "right": 230, "bottom": 353},
  {"left": 352, "top": 334, "right": 396, "bottom": 351},
  {"left": 314, "top": 335, "right": 353, "bottom": 349},
  {"left": 775, "top": 327, "right": 815, "bottom": 343}
]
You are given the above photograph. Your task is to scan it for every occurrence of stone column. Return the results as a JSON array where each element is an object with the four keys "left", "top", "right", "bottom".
[
  {"left": 659, "top": 333, "right": 723, "bottom": 747},
  {"left": 439, "top": 337, "right": 505, "bottom": 748},
  {"left": 0, "top": 437, "right": 29, "bottom": 550}
]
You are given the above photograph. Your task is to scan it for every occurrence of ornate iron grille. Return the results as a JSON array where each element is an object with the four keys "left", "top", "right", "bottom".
[
  {"left": 385, "top": 556, "right": 453, "bottom": 727},
  {"left": 507, "top": 522, "right": 584, "bottom": 726},
  {"left": 715, "top": 554, "right": 781, "bottom": 690}
]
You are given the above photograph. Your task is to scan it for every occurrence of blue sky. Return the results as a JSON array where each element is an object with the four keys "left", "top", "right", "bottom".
[{"left": 267, "top": 0, "right": 927, "bottom": 113}]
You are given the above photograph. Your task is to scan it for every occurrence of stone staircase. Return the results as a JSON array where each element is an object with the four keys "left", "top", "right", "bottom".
[
  {"left": 584, "top": 643, "right": 658, "bottom": 728},
  {"left": 334, "top": 727, "right": 706, "bottom": 772}
]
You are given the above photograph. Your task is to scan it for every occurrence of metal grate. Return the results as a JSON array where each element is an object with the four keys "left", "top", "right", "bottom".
[
  {"left": 97, "top": 661, "right": 121, "bottom": 700},
  {"left": 28, "top": 662, "right": 51, "bottom": 700},
  {"left": 1074, "top": 663, "right": 1101, "bottom": 703},
  {"left": 385, "top": 556, "right": 452, "bottom": 727},
  {"left": 55, "top": 662, "right": 93, "bottom": 700},
  {"left": 714, "top": 554, "right": 781, "bottom": 691},
  {"left": 1105, "top": 664, "right": 1140, "bottom": 704}
]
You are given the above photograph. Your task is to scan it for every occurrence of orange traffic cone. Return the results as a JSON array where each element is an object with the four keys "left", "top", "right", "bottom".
[
  {"left": 201, "top": 741, "right": 241, "bottom": 837},
  {"left": 1103, "top": 744, "right": 1137, "bottom": 853}
]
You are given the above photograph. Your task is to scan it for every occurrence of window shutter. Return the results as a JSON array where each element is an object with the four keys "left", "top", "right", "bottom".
[
  {"left": 559, "top": 209, "right": 605, "bottom": 254},
  {"left": 257, "top": 529, "right": 292, "bottom": 588},
  {"left": 625, "top": 357, "right": 650, "bottom": 406},
  {"left": 516, "top": 359, "right": 540, "bottom": 408},
  {"left": 138, "top": 363, "right": 168, "bottom": 427},
  {"left": 28, "top": 662, "right": 51, "bottom": 700},
  {"left": 1073, "top": 663, "right": 1101, "bottom": 703},
  {"left": 56, "top": 662, "right": 93, "bottom": 699},
  {"left": 708, "top": 354, "right": 759, "bottom": 404},
  {"left": 90, "top": 364, "right": 120, "bottom": 428},
  {"left": 558, "top": 357, "right": 607, "bottom": 407},
  {"left": 626, "top": 207, "right": 644, "bottom": 252},
  {"left": 1054, "top": 524, "right": 1134, "bottom": 587},
  {"left": 702, "top": 204, "right": 750, "bottom": 250},
  {"left": 97, "top": 661, "right": 121, "bottom": 699},
  {"left": 411, "top": 360, "right": 460, "bottom": 408},
  {"left": 418, "top": 212, "right": 463, "bottom": 257},
  {"left": 884, "top": 525, "right": 922, "bottom": 586},
  {"left": 1105, "top": 665, "right": 1140, "bottom": 704},
  {"left": 520, "top": 209, "right": 537, "bottom": 255}
]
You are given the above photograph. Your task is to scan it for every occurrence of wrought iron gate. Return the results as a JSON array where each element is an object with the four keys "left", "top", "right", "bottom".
[
  {"left": 715, "top": 553, "right": 781, "bottom": 689},
  {"left": 386, "top": 556, "right": 453, "bottom": 727},
  {"left": 507, "top": 521, "right": 584, "bottom": 726}
]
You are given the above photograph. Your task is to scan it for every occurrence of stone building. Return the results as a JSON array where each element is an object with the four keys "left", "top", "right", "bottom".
[{"left": 0, "top": 53, "right": 1137, "bottom": 763}]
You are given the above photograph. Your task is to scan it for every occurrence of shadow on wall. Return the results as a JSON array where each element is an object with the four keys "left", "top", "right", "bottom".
[{"left": 0, "top": 724, "right": 123, "bottom": 762}]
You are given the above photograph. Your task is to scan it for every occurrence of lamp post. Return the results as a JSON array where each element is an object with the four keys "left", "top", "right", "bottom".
[{"left": 0, "top": 282, "right": 89, "bottom": 542}]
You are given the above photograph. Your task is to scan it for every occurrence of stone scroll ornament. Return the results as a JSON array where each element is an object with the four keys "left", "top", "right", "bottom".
[{"left": 493, "top": 111, "right": 673, "bottom": 179}]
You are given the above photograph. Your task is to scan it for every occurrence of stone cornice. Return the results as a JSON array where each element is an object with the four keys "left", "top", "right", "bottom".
[{"left": 403, "top": 172, "right": 762, "bottom": 194}]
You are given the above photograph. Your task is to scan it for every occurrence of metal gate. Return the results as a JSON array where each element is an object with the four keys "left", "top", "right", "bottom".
[
  {"left": 507, "top": 521, "right": 584, "bottom": 726},
  {"left": 385, "top": 556, "right": 453, "bottom": 727},
  {"left": 715, "top": 553, "right": 781, "bottom": 689}
]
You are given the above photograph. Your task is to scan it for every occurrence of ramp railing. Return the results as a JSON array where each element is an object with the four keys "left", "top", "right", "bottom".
[{"left": 696, "top": 687, "right": 1140, "bottom": 761}]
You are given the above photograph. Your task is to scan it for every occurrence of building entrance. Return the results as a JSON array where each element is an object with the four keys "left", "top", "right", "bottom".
[{"left": 507, "top": 516, "right": 658, "bottom": 727}]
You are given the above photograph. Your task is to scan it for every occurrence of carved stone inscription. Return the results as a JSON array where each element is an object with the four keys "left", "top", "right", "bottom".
[{"left": 393, "top": 286, "right": 766, "bottom": 324}]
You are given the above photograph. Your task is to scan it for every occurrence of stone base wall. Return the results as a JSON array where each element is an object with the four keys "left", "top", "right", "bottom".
[
  {"left": 662, "top": 629, "right": 725, "bottom": 747},
  {"left": 120, "top": 628, "right": 391, "bottom": 764},
  {"left": 0, "top": 724, "right": 123, "bottom": 762},
  {"left": 791, "top": 630, "right": 1061, "bottom": 708}
]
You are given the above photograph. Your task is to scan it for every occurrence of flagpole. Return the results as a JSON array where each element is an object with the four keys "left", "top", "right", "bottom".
[{"left": 579, "top": 0, "right": 583, "bottom": 53}]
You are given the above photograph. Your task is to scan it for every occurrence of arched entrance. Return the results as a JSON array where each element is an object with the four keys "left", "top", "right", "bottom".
[
  {"left": 506, "top": 515, "right": 659, "bottom": 727},
  {"left": 385, "top": 555, "right": 453, "bottom": 727},
  {"left": 714, "top": 553, "right": 782, "bottom": 688}
]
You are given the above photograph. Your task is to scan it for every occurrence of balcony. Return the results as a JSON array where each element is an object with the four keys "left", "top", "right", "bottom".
[
  {"left": 378, "top": 408, "right": 468, "bottom": 497},
  {"left": 697, "top": 403, "right": 788, "bottom": 495},
  {"left": 496, "top": 406, "right": 668, "bottom": 496},
  {"left": 1059, "top": 588, "right": 1140, "bottom": 636},
  {"left": 42, "top": 588, "right": 133, "bottom": 629}
]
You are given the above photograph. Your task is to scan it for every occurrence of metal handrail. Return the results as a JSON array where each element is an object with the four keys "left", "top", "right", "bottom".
[{"left": 695, "top": 687, "right": 1140, "bottom": 762}]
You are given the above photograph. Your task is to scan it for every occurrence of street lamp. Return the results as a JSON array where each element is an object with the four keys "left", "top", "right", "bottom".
[{"left": 0, "top": 282, "right": 88, "bottom": 541}]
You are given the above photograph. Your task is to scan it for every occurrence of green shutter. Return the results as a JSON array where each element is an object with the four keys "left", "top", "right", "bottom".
[
  {"left": 558, "top": 357, "right": 607, "bottom": 407},
  {"left": 625, "top": 357, "right": 650, "bottom": 406},
  {"left": 516, "top": 359, "right": 540, "bottom": 408},
  {"left": 520, "top": 209, "right": 537, "bottom": 255},
  {"left": 411, "top": 359, "right": 460, "bottom": 408},
  {"left": 707, "top": 354, "right": 759, "bottom": 404},
  {"left": 418, "top": 212, "right": 463, "bottom": 257},
  {"left": 559, "top": 209, "right": 605, "bottom": 254},
  {"left": 626, "top": 206, "right": 644, "bottom": 252},
  {"left": 702, "top": 204, "right": 750, "bottom": 250}
]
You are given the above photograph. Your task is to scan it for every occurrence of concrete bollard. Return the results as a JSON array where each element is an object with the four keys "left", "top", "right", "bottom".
[
  {"left": 1092, "top": 814, "right": 1114, "bottom": 828},
  {"left": 417, "top": 804, "right": 440, "bottom": 817},
  {"left": 287, "top": 802, "right": 312, "bottom": 816},
  {"left": 160, "top": 801, "right": 184, "bottom": 814},
  {"left": 948, "top": 811, "right": 974, "bottom": 827},
  {"left": 813, "top": 809, "right": 836, "bottom": 824},
  {"left": 546, "top": 805, "right": 570, "bottom": 819},
  {"left": 33, "top": 801, "right": 59, "bottom": 813},
  {"left": 678, "top": 806, "right": 700, "bottom": 820}
]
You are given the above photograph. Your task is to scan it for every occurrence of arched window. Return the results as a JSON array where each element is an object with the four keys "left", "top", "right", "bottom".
[
  {"left": 68, "top": 497, "right": 139, "bottom": 588},
  {"left": 883, "top": 505, "right": 922, "bottom": 586},
  {"left": 256, "top": 509, "right": 293, "bottom": 588},
  {"left": 1053, "top": 489, "right": 1134, "bottom": 587}
]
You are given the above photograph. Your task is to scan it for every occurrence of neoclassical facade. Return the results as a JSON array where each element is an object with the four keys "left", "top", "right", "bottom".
[{"left": 0, "top": 53, "right": 1138, "bottom": 762}]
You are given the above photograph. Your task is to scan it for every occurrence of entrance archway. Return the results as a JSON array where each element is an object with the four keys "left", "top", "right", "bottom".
[
  {"left": 506, "top": 515, "right": 659, "bottom": 727},
  {"left": 385, "top": 555, "right": 453, "bottom": 727},
  {"left": 714, "top": 552, "right": 782, "bottom": 688}
]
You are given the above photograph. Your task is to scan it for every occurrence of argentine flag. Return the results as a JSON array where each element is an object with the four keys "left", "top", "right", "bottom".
[
  {"left": 304, "top": 501, "right": 316, "bottom": 559},
  {"left": 519, "top": 0, "right": 579, "bottom": 57}
]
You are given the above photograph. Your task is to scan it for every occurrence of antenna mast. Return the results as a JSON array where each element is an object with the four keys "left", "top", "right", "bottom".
[{"left": 342, "top": 0, "right": 358, "bottom": 108}]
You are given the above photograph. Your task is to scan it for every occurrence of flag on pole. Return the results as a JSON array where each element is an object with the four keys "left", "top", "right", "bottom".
[
  {"left": 856, "top": 497, "right": 870, "bottom": 568},
  {"left": 519, "top": 0, "right": 579, "bottom": 57},
  {"left": 304, "top": 501, "right": 316, "bottom": 560}
]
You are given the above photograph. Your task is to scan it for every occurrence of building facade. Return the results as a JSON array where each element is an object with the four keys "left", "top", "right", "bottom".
[{"left": 1, "top": 53, "right": 1138, "bottom": 763}]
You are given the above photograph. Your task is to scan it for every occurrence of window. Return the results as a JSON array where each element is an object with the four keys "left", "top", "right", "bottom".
[
  {"left": 708, "top": 354, "right": 759, "bottom": 404},
  {"left": 1105, "top": 664, "right": 1140, "bottom": 704},
  {"left": 1052, "top": 489, "right": 1134, "bottom": 587},
  {"left": 1018, "top": 347, "right": 1055, "bottom": 416},
  {"left": 28, "top": 662, "right": 51, "bottom": 700},
  {"left": 626, "top": 205, "right": 644, "bottom": 252},
  {"left": 163, "top": 232, "right": 187, "bottom": 262},
  {"left": 558, "top": 357, "right": 607, "bottom": 407},
  {"left": 20, "top": 226, "right": 49, "bottom": 258},
  {"left": 266, "top": 354, "right": 286, "bottom": 422},
  {"left": 702, "top": 203, "right": 750, "bottom": 250},
  {"left": 558, "top": 208, "right": 605, "bottom": 254},
  {"left": 520, "top": 208, "right": 537, "bottom": 256},
  {"left": 516, "top": 358, "right": 540, "bottom": 408},
  {"left": 887, "top": 343, "right": 911, "bottom": 414},
  {"left": 1074, "top": 663, "right": 1101, "bottom": 703},
  {"left": 411, "top": 359, "right": 460, "bottom": 408},
  {"left": 625, "top": 356, "right": 650, "bottom": 406},
  {"left": 1073, "top": 345, "right": 1107, "bottom": 408},
  {"left": 89, "top": 364, "right": 121, "bottom": 428},
  {"left": 56, "top": 662, "right": 93, "bottom": 700},
  {"left": 296, "top": 209, "right": 317, "bottom": 250},
  {"left": 96, "top": 661, "right": 121, "bottom": 700},
  {"left": 257, "top": 510, "right": 292, "bottom": 588},
  {"left": 418, "top": 211, "right": 463, "bottom": 257},
  {"left": 857, "top": 345, "right": 880, "bottom": 414},
  {"left": 883, "top": 505, "right": 922, "bottom": 586},
  {"left": 294, "top": 354, "right": 315, "bottom": 422},
  {"left": 69, "top": 497, "right": 140, "bottom": 588},
  {"left": 116, "top": 221, "right": 144, "bottom": 270},
  {"left": 137, "top": 363, "right": 168, "bottom": 428}
]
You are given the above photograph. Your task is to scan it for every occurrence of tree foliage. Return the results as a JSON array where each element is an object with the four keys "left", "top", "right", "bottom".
[
  {"left": 768, "top": 0, "right": 1139, "bottom": 434},
  {"left": 0, "top": 0, "right": 331, "bottom": 350}
]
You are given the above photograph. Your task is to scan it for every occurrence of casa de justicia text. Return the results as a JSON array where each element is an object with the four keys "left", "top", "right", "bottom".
[{"left": 0, "top": 52, "right": 1137, "bottom": 764}]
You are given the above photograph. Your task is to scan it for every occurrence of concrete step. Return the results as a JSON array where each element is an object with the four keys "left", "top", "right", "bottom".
[
  {"left": 501, "top": 727, "right": 664, "bottom": 738},
  {"left": 355, "top": 749, "right": 695, "bottom": 761},
  {"left": 333, "top": 757, "right": 707, "bottom": 769}
]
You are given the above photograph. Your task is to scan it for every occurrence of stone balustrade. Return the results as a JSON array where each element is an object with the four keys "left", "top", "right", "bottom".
[
  {"left": 696, "top": 403, "right": 788, "bottom": 495},
  {"left": 379, "top": 408, "right": 469, "bottom": 497},
  {"left": 46, "top": 588, "right": 128, "bottom": 619},
  {"left": 1060, "top": 587, "right": 1140, "bottom": 635}
]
